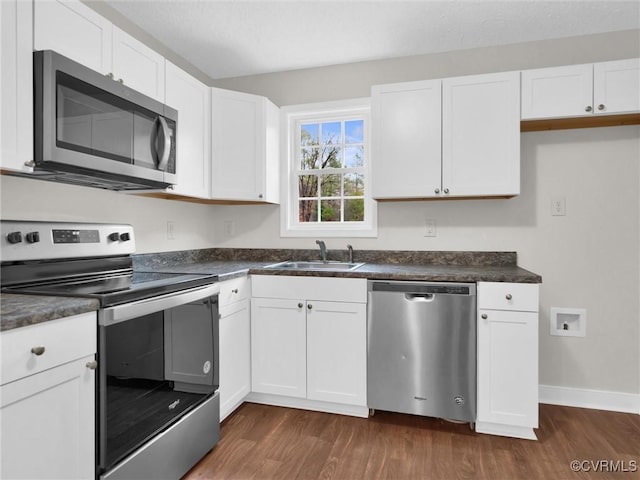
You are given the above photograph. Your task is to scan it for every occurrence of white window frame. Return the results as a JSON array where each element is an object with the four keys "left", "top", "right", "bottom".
[{"left": 280, "top": 98, "right": 377, "bottom": 238}]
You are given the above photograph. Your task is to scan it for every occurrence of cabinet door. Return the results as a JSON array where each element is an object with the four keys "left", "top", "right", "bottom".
[
  {"left": 307, "top": 301, "right": 367, "bottom": 406},
  {"left": 0, "top": 355, "right": 95, "bottom": 480},
  {"left": 112, "top": 27, "right": 165, "bottom": 102},
  {"left": 477, "top": 309, "right": 538, "bottom": 428},
  {"left": 34, "top": 0, "right": 112, "bottom": 74},
  {"left": 250, "top": 298, "right": 306, "bottom": 397},
  {"left": 219, "top": 299, "right": 251, "bottom": 420},
  {"left": 521, "top": 64, "right": 593, "bottom": 119},
  {"left": 593, "top": 58, "right": 640, "bottom": 115},
  {"left": 442, "top": 71, "right": 520, "bottom": 197},
  {"left": 371, "top": 80, "right": 442, "bottom": 199},
  {"left": 0, "top": 0, "right": 33, "bottom": 172},
  {"left": 211, "top": 88, "right": 266, "bottom": 201},
  {"left": 165, "top": 61, "right": 211, "bottom": 198}
]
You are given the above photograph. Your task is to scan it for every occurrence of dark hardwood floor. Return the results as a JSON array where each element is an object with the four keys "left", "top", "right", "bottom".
[{"left": 184, "top": 403, "right": 640, "bottom": 480}]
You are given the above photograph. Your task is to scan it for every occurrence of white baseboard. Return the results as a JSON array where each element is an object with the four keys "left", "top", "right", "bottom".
[{"left": 539, "top": 384, "right": 640, "bottom": 414}]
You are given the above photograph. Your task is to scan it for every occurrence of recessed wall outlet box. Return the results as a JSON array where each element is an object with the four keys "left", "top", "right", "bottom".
[
  {"left": 167, "top": 221, "right": 175, "bottom": 240},
  {"left": 550, "top": 307, "right": 586, "bottom": 337},
  {"left": 551, "top": 197, "right": 566, "bottom": 216},
  {"left": 424, "top": 219, "right": 436, "bottom": 237}
]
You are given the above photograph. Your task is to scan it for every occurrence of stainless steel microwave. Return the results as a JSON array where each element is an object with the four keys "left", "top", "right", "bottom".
[{"left": 32, "top": 50, "right": 177, "bottom": 190}]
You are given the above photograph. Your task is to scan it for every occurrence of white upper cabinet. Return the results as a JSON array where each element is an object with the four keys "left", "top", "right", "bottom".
[
  {"left": 371, "top": 80, "right": 442, "bottom": 199},
  {"left": 442, "top": 71, "right": 520, "bottom": 197},
  {"left": 211, "top": 88, "right": 280, "bottom": 203},
  {"left": 112, "top": 27, "right": 165, "bottom": 102},
  {"left": 593, "top": 59, "right": 640, "bottom": 115},
  {"left": 521, "top": 59, "right": 640, "bottom": 119},
  {"left": 165, "top": 61, "right": 211, "bottom": 198},
  {"left": 1, "top": 0, "right": 33, "bottom": 172},
  {"left": 371, "top": 71, "right": 520, "bottom": 199},
  {"left": 34, "top": 0, "right": 165, "bottom": 103},
  {"left": 34, "top": 0, "right": 112, "bottom": 74}
]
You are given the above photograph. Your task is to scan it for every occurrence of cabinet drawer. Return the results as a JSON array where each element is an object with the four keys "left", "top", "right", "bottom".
[
  {"left": 1, "top": 312, "right": 96, "bottom": 386},
  {"left": 251, "top": 275, "right": 367, "bottom": 303},
  {"left": 219, "top": 276, "right": 251, "bottom": 307},
  {"left": 477, "top": 282, "right": 539, "bottom": 312}
]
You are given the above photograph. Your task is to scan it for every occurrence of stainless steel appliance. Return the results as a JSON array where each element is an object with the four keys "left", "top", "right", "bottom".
[
  {"left": 27, "top": 50, "right": 177, "bottom": 190},
  {"left": 1, "top": 221, "right": 220, "bottom": 480},
  {"left": 367, "top": 280, "right": 477, "bottom": 423}
]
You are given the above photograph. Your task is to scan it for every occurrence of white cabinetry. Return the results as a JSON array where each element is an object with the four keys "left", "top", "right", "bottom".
[
  {"left": 371, "top": 71, "right": 520, "bottom": 199},
  {"left": 250, "top": 276, "right": 368, "bottom": 416},
  {"left": 165, "top": 61, "right": 211, "bottom": 198},
  {"left": 211, "top": 88, "right": 280, "bottom": 203},
  {"left": 218, "top": 276, "right": 252, "bottom": 420},
  {"left": 476, "top": 282, "right": 539, "bottom": 440},
  {"left": 0, "top": 312, "right": 97, "bottom": 479},
  {"left": 521, "top": 59, "right": 640, "bottom": 119},
  {"left": 34, "top": 0, "right": 165, "bottom": 102},
  {"left": 0, "top": 0, "right": 33, "bottom": 173}
]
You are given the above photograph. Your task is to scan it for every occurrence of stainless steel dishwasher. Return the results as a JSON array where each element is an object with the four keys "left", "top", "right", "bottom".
[{"left": 367, "top": 280, "right": 476, "bottom": 423}]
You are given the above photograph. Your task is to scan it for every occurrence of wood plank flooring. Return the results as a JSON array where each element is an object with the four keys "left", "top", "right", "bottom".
[{"left": 183, "top": 403, "right": 640, "bottom": 480}]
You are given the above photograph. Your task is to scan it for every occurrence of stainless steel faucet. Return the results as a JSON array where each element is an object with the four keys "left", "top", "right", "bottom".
[
  {"left": 347, "top": 244, "right": 354, "bottom": 263},
  {"left": 315, "top": 240, "right": 327, "bottom": 261}
]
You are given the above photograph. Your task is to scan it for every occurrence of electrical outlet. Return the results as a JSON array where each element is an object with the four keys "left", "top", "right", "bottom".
[
  {"left": 424, "top": 219, "right": 436, "bottom": 237},
  {"left": 224, "top": 220, "right": 235, "bottom": 236},
  {"left": 167, "top": 221, "right": 175, "bottom": 240},
  {"left": 551, "top": 197, "right": 566, "bottom": 216}
]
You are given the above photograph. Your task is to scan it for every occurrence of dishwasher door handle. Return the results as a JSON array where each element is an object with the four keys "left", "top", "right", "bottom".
[{"left": 404, "top": 293, "right": 435, "bottom": 302}]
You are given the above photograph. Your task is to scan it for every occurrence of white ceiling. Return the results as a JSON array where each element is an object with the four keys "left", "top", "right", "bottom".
[{"left": 104, "top": 0, "right": 640, "bottom": 80}]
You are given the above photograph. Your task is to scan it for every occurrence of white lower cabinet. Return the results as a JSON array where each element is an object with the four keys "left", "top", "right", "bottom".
[
  {"left": 476, "top": 282, "right": 539, "bottom": 440},
  {"left": 250, "top": 275, "right": 368, "bottom": 417},
  {"left": 218, "top": 276, "right": 252, "bottom": 420},
  {"left": 0, "top": 312, "right": 97, "bottom": 479}
]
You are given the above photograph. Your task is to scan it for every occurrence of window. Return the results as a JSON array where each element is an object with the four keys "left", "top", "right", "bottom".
[{"left": 281, "top": 99, "right": 377, "bottom": 237}]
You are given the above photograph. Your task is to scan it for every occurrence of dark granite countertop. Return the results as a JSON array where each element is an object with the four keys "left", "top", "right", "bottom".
[{"left": 1, "top": 294, "right": 99, "bottom": 332}]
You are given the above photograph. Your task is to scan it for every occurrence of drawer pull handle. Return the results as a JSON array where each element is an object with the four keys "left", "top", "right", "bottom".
[
  {"left": 31, "top": 346, "right": 45, "bottom": 356},
  {"left": 505, "top": 294, "right": 513, "bottom": 300},
  {"left": 86, "top": 361, "right": 98, "bottom": 370},
  {"left": 232, "top": 288, "right": 239, "bottom": 294},
  {"left": 481, "top": 314, "right": 488, "bottom": 320}
]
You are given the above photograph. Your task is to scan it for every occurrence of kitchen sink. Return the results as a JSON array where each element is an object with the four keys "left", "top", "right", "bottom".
[{"left": 263, "top": 260, "right": 365, "bottom": 271}]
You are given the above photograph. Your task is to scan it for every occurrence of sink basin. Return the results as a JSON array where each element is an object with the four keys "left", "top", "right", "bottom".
[{"left": 264, "top": 260, "right": 365, "bottom": 271}]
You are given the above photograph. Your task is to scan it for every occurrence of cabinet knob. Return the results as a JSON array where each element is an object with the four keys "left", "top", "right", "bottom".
[
  {"left": 307, "top": 304, "right": 313, "bottom": 310},
  {"left": 505, "top": 294, "right": 513, "bottom": 300},
  {"left": 597, "top": 104, "right": 605, "bottom": 111},
  {"left": 585, "top": 105, "right": 593, "bottom": 112},
  {"left": 298, "top": 302, "right": 303, "bottom": 308},
  {"left": 86, "top": 361, "right": 98, "bottom": 370},
  {"left": 258, "top": 194, "right": 263, "bottom": 199},
  {"left": 30, "top": 346, "right": 45, "bottom": 356},
  {"left": 232, "top": 288, "right": 239, "bottom": 294},
  {"left": 434, "top": 188, "right": 440, "bottom": 194},
  {"left": 481, "top": 314, "right": 488, "bottom": 320},
  {"left": 106, "top": 72, "right": 114, "bottom": 80},
  {"left": 118, "top": 78, "right": 124, "bottom": 84},
  {"left": 443, "top": 188, "right": 450, "bottom": 194}
]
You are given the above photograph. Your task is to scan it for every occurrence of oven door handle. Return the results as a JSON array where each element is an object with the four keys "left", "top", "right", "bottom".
[{"left": 99, "top": 283, "right": 220, "bottom": 326}]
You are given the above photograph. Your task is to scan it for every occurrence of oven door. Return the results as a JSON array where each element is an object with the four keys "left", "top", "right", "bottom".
[{"left": 97, "top": 283, "right": 219, "bottom": 476}]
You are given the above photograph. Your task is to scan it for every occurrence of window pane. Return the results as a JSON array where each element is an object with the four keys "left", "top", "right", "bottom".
[
  {"left": 320, "top": 199, "right": 341, "bottom": 222},
  {"left": 344, "top": 198, "right": 364, "bottom": 221},
  {"left": 301, "top": 124, "right": 319, "bottom": 146},
  {"left": 298, "top": 175, "right": 318, "bottom": 198},
  {"left": 345, "top": 120, "right": 364, "bottom": 143},
  {"left": 321, "top": 122, "right": 341, "bottom": 145},
  {"left": 320, "top": 174, "right": 341, "bottom": 197},
  {"left": 344, "top": 146, "right": 364, "bottom": 168},
  {"left": 344, "top": 173, "right": 364, "bottom": 196},
  {"left": 299, "top": 200, "right": 318, "bottom": 222},
  {"left": 301, "top": 147, "right": 320, "bottom": 170},
  {"left": 320, "top": 146, "right": 341, "bottom": 168}
]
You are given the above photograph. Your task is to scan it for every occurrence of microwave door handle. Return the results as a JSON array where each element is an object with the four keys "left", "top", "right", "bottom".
[{"left": 155, "top": 116, "right": 171, "bottom": 171}]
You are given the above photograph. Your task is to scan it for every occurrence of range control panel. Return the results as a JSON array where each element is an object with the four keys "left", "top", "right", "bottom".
[{"left": 1, "top": 221, "right": 135, "bottom": 262}]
